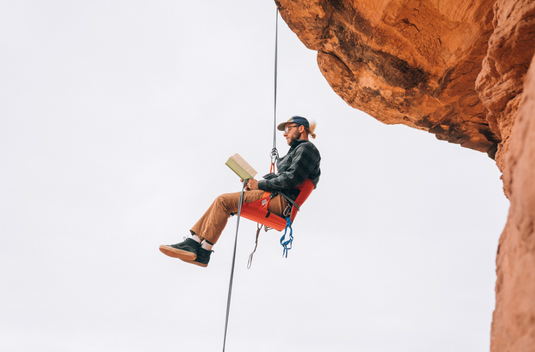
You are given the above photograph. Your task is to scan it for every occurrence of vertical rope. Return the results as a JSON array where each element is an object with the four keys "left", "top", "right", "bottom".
[
  {"left": 222, "top": 179, "right": 248, "bottom": 352},
  {"left": 271, "top": 8, "right": 280, "bottom": 172},
  {"left": 222, "top": 9, "right": 280, "bottom": 351}
]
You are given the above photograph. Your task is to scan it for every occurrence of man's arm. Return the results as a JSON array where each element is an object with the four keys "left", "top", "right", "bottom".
[{"left": 257, "top": 143, "right": 319, "bottom": 191}]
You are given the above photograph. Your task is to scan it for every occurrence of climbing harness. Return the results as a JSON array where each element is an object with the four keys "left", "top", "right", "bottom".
[{"left": 241, "top": 178, "right": 315, "bottom": 266}]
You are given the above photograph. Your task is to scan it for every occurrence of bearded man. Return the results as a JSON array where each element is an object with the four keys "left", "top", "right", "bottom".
[{"left": 159, "top": 116, "right": 321, "bottom": 267}]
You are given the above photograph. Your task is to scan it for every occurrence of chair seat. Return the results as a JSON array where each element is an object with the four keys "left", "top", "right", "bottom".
[{"left": 239, "top": 179, "right": 315, "bottom": 231}]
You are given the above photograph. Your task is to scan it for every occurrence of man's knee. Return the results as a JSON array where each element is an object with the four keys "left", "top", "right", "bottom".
[{"left": 214, "top": 193, "right": 240, "bottom": 212}]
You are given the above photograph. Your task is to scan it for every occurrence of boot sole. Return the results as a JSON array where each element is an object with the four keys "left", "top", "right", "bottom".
[
  {"left": 180, "top": 258, "right": 208, "bottom": 268},
  {"left": 159, "top": 245, "right": 197, "bottom": 261}
]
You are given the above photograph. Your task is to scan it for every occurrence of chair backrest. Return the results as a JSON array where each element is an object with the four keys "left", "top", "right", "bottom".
[{"left": 289, "top": 178, "right": 315, "bottom": 222}]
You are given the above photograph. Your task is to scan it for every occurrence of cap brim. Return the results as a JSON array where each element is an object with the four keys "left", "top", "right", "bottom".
[{"left": 277, "top": 122, "right": 288, "bottom": 131}]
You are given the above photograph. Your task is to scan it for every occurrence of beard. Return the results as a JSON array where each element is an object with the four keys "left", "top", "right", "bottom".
[{"left": 286, "top": 129, "right": 301, "bottom": 145}]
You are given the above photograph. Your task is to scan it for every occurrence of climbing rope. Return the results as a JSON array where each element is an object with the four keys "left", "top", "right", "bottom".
[
  {"left": 270, "top": 8, "right": 279, "bottom": 173},
  {"left": 221, "top": 9, "right": 280, "bottom": 351},
  {"left": 222, "top": 179, "right": 248, "bottom": 352}
]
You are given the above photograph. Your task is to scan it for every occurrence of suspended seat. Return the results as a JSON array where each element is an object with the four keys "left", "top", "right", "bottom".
[{"left": 239, "top": 178, "right": 315, "bottom": 231}]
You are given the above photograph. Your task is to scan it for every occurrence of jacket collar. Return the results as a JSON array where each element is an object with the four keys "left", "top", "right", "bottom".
[{"left": 290, "top": 139, "right": 308, "bottom": 148}]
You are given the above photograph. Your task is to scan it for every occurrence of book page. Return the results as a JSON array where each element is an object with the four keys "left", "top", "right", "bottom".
[{"left": 231, "top": 154, "right": 257, "bottom": 178}]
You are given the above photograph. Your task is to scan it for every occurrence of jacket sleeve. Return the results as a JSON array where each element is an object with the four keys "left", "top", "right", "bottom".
[{"left": 257, "top": 144, "right": 319, "bottom": 191}]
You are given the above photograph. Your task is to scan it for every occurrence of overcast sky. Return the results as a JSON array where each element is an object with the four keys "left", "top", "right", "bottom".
[{"left": 0, "top": 1, "right": 510, "bottom": 351}]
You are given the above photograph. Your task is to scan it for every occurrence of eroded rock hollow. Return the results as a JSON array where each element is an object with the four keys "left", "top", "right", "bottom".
[{"left": 275, "top": 0, "right": 535, "bottom": 350}]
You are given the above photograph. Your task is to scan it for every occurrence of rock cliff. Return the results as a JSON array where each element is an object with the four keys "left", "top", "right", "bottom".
[{"left": 275, "top": 0, "right": 535, "bottom": 350}]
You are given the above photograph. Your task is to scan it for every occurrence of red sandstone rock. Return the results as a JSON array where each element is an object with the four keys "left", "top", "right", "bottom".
[
  {"left": 277, "top": 1, "right": 535, "bottom": 351},
  {"left": 476, "top": 0, "right": 535, "bottom": 172},
  {"left": 277, "top": 0, "right": 499, "bottom": 156},
  {"left": 492, "top": 54, "right": 535, "bottom": 352}
]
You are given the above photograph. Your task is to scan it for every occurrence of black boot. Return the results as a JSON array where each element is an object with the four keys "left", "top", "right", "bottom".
[
  {"left": 159, "top": 238, "right": 200, "bottom": 261},
  {"left": 181, "top": 246, "right": 213, "bottom": 268}
]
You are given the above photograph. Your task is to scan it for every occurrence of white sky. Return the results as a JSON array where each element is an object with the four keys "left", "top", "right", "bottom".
[{"left": 0, "top": 1, "right": 510, "bottom": 351}]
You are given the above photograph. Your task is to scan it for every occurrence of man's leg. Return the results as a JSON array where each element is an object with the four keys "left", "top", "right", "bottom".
[
  {"left": 190, "top": 190, "right": 265, "bottom": 245},
  {"left": 160, "top": 190, "right": 287, "bottom": 267}
]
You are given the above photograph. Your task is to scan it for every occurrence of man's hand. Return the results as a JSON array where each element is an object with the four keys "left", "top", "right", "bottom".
[{"left": 242, "top": 178, "right": 259, "bottom": 191}]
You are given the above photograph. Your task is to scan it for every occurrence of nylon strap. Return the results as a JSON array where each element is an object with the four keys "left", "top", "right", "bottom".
[
  {"left": 247, "top": 223, "right": 263, "bottom": 269},
  {"left": 277, "top": 191, "right": 300, "bottom": 211}
]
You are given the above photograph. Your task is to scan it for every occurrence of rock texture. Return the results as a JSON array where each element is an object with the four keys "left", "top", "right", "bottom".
[
  {"left": 276, "top": 0, "right": 535, "bottom": 350},
  {"left": 476, "top": 0, "right": 535, "bottom": 171},
  {"left": 277, "top": 0, "right": 500, "bottom": 157},
  {"left": 492, "top": 52, "right": 535, "bottom": 352}
]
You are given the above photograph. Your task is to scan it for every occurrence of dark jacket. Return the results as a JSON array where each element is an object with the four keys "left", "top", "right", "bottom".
[{"left": 257, "top": 139, "right": 321, "bottom": 200}]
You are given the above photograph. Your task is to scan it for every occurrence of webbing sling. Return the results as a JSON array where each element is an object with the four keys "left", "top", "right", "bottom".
[
  {"left": 247, "top": 223, "right": 264, "bottom": 269},
  {"left": 245, "top": 190, "right": 297, "bottom": 268},
  {"left": 247, "top": 212, "right": 294, "bottom": 268}
]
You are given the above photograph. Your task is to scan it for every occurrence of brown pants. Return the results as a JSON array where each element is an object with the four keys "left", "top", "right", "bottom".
[{"left": 190, "top": 190, "right": 287, "bottom": 244}]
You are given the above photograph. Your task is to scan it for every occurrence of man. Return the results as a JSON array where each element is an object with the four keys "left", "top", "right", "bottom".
[{"left": 159, "top": 116, "right": 321, "bottom": 267}]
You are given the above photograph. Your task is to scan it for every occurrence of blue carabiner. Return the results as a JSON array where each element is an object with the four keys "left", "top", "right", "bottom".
[{"left": 279, "top": 217, "right": 294, "bottom": 258}]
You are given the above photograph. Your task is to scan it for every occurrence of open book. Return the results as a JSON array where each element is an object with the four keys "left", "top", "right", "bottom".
[{"left": 225, "top": 153, "right": 258, "bottom": 180}]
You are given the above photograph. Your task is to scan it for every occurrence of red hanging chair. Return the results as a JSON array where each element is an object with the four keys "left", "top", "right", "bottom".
[{"left": 239, "top": 178, "right": 315, "bottom": 231}]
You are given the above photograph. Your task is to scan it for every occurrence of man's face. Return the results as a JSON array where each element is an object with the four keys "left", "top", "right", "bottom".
[{"left": 284, "top": 124, "right": 301, "bottom": 145}]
